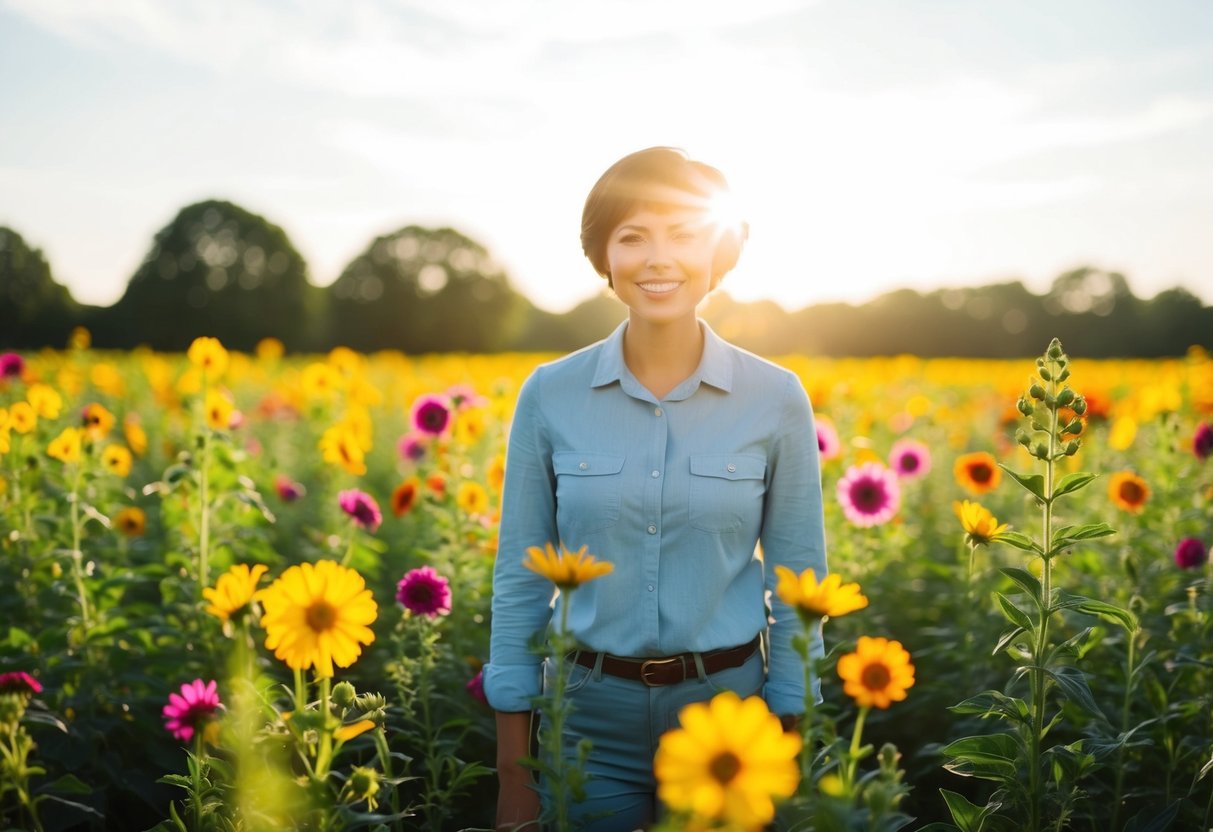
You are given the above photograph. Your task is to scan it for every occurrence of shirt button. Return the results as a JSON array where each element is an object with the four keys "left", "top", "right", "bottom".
[
  {"left": 578, "top": 462, "right": 588, "bottom": 470},
  {"left": 654, "top": 407, "right": 663, "bottom": 417},
  {"left": 647, "top": 524, "right": 657, "bottom": 535},
  {"left": 651, "top": 470, "right": 660, "bottom": 478},
  {"left": 726, "top": 463, "right": 737, "bottom": 473},
  {"left": 647, "top": 584, "right": 655, "bottom": 592}
]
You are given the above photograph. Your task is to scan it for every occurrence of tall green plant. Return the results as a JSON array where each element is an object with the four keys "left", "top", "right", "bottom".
[{"left": 932, "top": 338, "right": 1130, "bottom": 831}]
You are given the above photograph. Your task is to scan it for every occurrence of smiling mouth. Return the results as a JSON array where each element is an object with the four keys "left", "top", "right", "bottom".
[{"left": 637, "top": 281, "right": 680, "bottom": 294}]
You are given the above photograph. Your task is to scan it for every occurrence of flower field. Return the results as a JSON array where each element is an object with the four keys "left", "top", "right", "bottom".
[{"left": 1, "top": 334, "right": 1212, "bottom": 831}]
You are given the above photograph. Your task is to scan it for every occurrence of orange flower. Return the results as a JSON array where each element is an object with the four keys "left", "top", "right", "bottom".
[
  {"left": 487, "top": 453, "right": 506, "bottom": 494},
  {"left": 954, "top": 451, "right": 1001, "bottom": 495},
  {"left": 837, "top": 636, "right": 915, "bottom": 710},
  {"left": 1108, "top": 471, "right": 1149, "bottom": 513},
  {"left": 81, "top": 403, "right": 115, "bottom": 441},
  {"left": 115, "top": 507, "right": 147, "bottom": 537},
  {"left": 101, "top": 444, "right": 133, "bottom": 477},
  {"left": 391, "top": 478, "right": 421, "bottom": 517}
]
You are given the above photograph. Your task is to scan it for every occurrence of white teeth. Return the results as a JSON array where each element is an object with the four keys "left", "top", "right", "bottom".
[{"left": 638, "top": 282, "right": 679, "bottom": 293}]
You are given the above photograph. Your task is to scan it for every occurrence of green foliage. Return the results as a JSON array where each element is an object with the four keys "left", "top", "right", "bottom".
[{"left": 0, "top": 226, "right": 79, "bottom": 349}]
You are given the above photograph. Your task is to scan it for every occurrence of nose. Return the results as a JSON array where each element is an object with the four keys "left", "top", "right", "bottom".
[{"left": 646, "top": 239, "right": 672, "bottom": 272}]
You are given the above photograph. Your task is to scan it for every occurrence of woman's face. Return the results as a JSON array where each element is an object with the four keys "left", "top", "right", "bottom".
[{"left": 605, "top": 203, "right": 716, "bottom": 328}]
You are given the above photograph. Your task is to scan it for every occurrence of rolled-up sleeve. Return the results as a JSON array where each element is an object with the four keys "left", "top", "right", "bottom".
[
  {"left": 484, "top": 369, "right": 559, "bottom": 712},
  {"left": 761, "top": 372, "right": 828, "bottom": 716}
]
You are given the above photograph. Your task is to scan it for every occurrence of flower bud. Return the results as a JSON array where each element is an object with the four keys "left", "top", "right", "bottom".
[
  {"left": 1056, "top": 388, "right": 1074, "bottom": 406},
  {"left": 1039, "top": 367, "right": 1053, "bottom": 382},
  {"left": 1064, "top": 440, "right": 1080, "bottom": 456},
  {"left": 345, "top": 766, "right": 381, "bottom": 807},
  {"left": 1071, "top": 397, "right": 1087, "bottom": 416},
  {"left": 1015, "top": 429, "right": 1031, "bottom": 447},
  {"left": 1048, "top": 340, "right": 1063, "bottom": 359},
  {"left": 1057, "top": 367, "right": 1070, "bottom": 382},
  {"left": 1017, "top": 397, "right": 1033, "bottom": 417},
  {"left": 1063, "top": 419, "right": 1083, "bottom": 436},
  {"left": 1033, "top": 442, "right": 1050, "bottom": 458},
  {"left": 1029, "top": 383, "right": 1046, "bottom": 401},
  {"left": 331, "top": 681, "right": 356, "bottom": 710}
]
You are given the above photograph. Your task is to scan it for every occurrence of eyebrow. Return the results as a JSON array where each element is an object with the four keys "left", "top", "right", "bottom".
[{"left": 615, "top": 220, "right": 703, "bottom": 234}]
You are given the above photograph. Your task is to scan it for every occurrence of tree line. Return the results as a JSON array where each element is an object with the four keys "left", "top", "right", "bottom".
[{"left": 2, "top": 199, "right": 1210, "bottom": 357}]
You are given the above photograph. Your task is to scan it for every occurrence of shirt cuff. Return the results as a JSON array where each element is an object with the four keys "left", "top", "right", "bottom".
[{"left": 483, "top": 661, "right": 542, "bottom": 712}]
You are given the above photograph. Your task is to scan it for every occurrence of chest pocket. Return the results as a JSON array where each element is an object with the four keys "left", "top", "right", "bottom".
[
  {"left": 689, "top": 454, "right": 767, "bottom": 534},
  {"left": 553, "top": 452, "right": 626, "bottom": 535}
]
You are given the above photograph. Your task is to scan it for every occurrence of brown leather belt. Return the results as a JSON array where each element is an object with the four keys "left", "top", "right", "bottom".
[{"left": 570, "top": 635, "right": 761, "bottom": 687}]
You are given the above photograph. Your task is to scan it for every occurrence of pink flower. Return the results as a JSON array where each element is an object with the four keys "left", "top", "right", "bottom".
[
  {"left": 163, "top": 679, "right": 222, "bottom": 742},
  {"left": 339, "top": 489, "right": 382, "bottom": 533},
  {"left": 0, "top": 352, "right": 24, "bottom": 380},
  {"left": 466, "top": 669, "right": 487, "bottom": 705},
  {"left": 888, "top": 439, "right": 931, "bottom": 480},
  {"left": 1175, "top": 537, "right": 1209, "bottom": 570},
  {"left": 410, "top": 394, "right": 451, "bottom": 437},
  {"left": 1194, "top": 423, "right": 1213, "bottom": 461},
  {"left": 836, "top": 462, "right": 901, "bottom": 527},
  {"left": 445, "top": 383, "right": 485, "bottom": 412},
  {"left": 274, "top": 474, "right": 305, "bottom": 502},
  {"left": 0, "top": 671, "right": 42, "bottom": 696},
  {"left": 397, "top": 431, "right": 429, "bottom": 463},
  {"left": 396, "top": 566, "right": 452, "bottom": 618},
  {"left": 816, "top": 418, "right": 842, "bottom": 461}
]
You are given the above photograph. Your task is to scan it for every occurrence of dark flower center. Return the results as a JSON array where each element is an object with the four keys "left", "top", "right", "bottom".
[
  {"left": 1119, "top": 481, "right": 1145, "bottom": 504},
  {"left": 861, "top": 663, "right": 892, "bottom": 691},
  {"left": 352, "top": 502, "right": 376, "bottom": 525},
  {"left": 408, "top": 585, "right": 434, "bottom": 605},
  {"left": 850, "top": 480, "right": 886, "bottom": 512},
  {"left": 419, "top": 404, "right": 449, "bottom": 431},
  {"left": 709, "top": 751, "right": 742, "bottom": 784},
  {"left": 969, "top": 463, "right": 992, "bottom": 484},
  {"left": 899, "top": 454, "right": 920, "bottom": 472},
  {"left": 306, "top": 601, "right": 338, "bottom": 632}
]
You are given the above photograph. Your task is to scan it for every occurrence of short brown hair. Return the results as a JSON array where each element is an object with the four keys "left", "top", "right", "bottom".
[{"left": 580, "top": 146, "right": 747, "bottom": 289}]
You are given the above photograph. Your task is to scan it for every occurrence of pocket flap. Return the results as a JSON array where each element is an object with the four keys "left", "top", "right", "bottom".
[
  {"left": 553, "top": 451, "right": 626, "bottom": 476},
  {"left": 689, "top": 454, "right": 766, "bottom": 481}
]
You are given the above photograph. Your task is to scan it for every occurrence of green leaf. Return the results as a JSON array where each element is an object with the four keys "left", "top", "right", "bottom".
[
  {"left": 940, "top": 789, "right": 1002, "bottom": 832},
  {"left": 993, "top": 627, "right": 1030, "bottom": 658},
  {"left": 949, "top": 691, "right": 1030, "bottom": 724},
  {"left": 1054, "top": 593, "right": 1138, "bottom": 633},
  {"left": 1044, "top": 666, "right": 1107, "bottom": 723},
  {"left": 995, "top": 532, "right": 1045, "bottom": 557},
  {"left": 1123, "top": 801, "right": 1181, "bottom": 832},
  {"left": 998, "top": 464, "right": 1046, "bottom": 501},
  {"left": 998, "top": 567, "right": 1043, "bottom": 606},
  {"left": 1052, "top": 472, "right": 1097, "bottom": 499},
  {"left": 35, "top": 774, "right": 92, "bottom": 796},
  {"left": 5, "top": 626, "right": 34, "bottom": 648},
  {"left": 995, "top": 593, "right": 1034, "bottom": 632},
  {"left": 941, "top": 733, "right": 1022, "bottom": 782}
]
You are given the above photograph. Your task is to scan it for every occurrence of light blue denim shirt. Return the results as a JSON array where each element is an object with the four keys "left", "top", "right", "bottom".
[{"left": 484, "top": 320, "right": 827, "bottom": 716}]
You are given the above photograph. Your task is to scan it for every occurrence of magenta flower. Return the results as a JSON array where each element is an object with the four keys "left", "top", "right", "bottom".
[
  {"left": 445, "top": 383, "right": 484, "bottom": 412},
  {"left": 889, "top": 439, "right": 931, "bottom": 480},
  {"left": 1194, "top": 422, "right": 1213, "bottom": 461},
  {"left": 1175, "top": 537, "right": 1209, "bottom": 570},
  {"left": 163, "top": 679, "right": 222, "bottom": 742},
  {"left": 466, "top": 669, "right": 487, "bottom": 705},
  {"left": 0, "top": 352, "right": 24, "bottom": 379},
  {"left": 836, "top": 462, "right": 901, "bottom": 527},
  {"left": 0, "top": 671, "right": 42, "bottom": 696},
  {"left": 396, "top": 566, "right": 452, "bottom": 617},
  {"left": 397, "top": 431, "right": 429, "bottom": 463},
  {"left": 274, "top": 474, "right": 305, "bottom": 502},
  {"left": 410, "top": 394, "right": 451, "bottom": 437},
  {"left": 339, "top": 489, "right": 383, "bottom": 533},
  {"left": 816, "top": 419, "right": 842, "bottom": 461}
]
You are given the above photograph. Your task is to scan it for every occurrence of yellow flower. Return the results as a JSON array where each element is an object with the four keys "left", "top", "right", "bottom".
[
  {"left": 205, "top": 390, "right": 234, "bottom": 430},
  {"left": 47, "top": 427, "right": 83, "bottom": 463},
  {"left": 1108, "top": 416, "right": 1137, "bottom": 451},
  {"left": 101, "top": 444, "right": 133, "bottom": 477},
  {"left": 255, "top": 337, "right": 285, "bottom": 362},
  {"left": 115, "top": 507, "right": 147, "bottom": 537},
  {"left": 955, "top": 500, "right": 1010, "bottom": 547},
  {"left": 522, "top": 542, "right": 614, "bottom": 591},
  {"left": 335, "top": 719, "right": 376, "bottom": 742},
  {"left": 837, "top": 636, "right": 916, "bottom": 710},
  {"left": 302, "top": 362, "right": 343, "bottom": 400},
  {"left": 456, "top": 481, "right": 490, "bottom": 516},
  {"left": 773, "top": 566, "right": 868, "bottom": 623},
  {"left": 257, "top": 561, "right": 378, "bottom": 678},
  {"left": 328, "top": 346, "right": 364, "bottom": 377},
  {"left": 954, "top": 451, "right": 1001, "bottom": 495},
  {"left": 319, "top": 424, "right": 367, "bottom": 476},
  {"left": 9, "top": 401, "right": 37, "bottom": 434},
  {"left": 26, "top": 383, "right": 63, "bottom": 419},
  {"left": 188, "top": 336, "right": 229, "bottom": 380},
  {"left": 90, "top": 362, "right": 125, "bottom": 397},
  {"left": 123, "top": 414, "right": 148, "bottom": 456},
  {"left": 487, "top": 453, "right": 506, "bottom": 494},
  {"left": 69, "top": 326, "right": 91, "bottom": 350},
  {"left": 453, "top": 407, "right": 487, "bottom": 446},
  {"left": 203, "top": 563, "right": 269, "bottom": 623},
  {"left": 81, "top": 403, "right": 115, "bottom": 441},
  {"left": 1108, "top": 471, "right": 1149, "bottom": 514},
  {"left": 654, "top": 691, "right": 801, "bottom": 829}
]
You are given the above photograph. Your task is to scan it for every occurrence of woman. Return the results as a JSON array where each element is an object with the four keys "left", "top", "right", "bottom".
[{"left": 484, "top": 147, "right": 827, "bottom": 830}]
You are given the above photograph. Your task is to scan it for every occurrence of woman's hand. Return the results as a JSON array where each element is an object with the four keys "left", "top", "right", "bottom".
[{"left": 495, "top": 766, "right": 541, "bottom": 831}]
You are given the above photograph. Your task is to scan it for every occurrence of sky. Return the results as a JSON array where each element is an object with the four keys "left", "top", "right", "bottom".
[{"left": 1, "top": 0, "right": 1211, "bottom": 314}]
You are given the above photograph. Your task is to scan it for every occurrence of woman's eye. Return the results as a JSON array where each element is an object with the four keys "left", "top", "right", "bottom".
[{"left": 619, "top": 234, "right": 644, "bottom": 244}]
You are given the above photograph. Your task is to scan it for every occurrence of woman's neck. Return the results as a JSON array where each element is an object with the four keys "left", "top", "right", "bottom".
[{"left": 622, "top": 314, "right": 704, "bottom": 400}]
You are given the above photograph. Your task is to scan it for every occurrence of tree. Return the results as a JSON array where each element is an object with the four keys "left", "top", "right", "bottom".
[
  {"left": 0, "top": 226, "right": 80, "bottom": 349},
  {"left": 95, "top": 201, "right": 322, "bottom": 351},
  {"left": 328, "top": 226, "right": 529, "bottom": 353}
]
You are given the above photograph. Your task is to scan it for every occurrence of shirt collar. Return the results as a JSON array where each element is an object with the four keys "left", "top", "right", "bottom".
[{"left": 590, "top": 319, "right": 734, "bottom": 396}]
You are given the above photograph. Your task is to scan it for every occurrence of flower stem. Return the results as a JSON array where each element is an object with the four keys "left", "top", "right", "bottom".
[
  {"left": 315, "top": 674, "right": 333, "bottom": 779},
  {"left": 193, "top": 731, "right": 205, "bottom": 831},
  {"left": 1110, "top": 629, "right": 1138, "bottom": 832},
  {"left": 842, "top": 707, "right": 870, "bottom": 797},
  {"left": 798, "top": 620, "right": 818, "bottom": 790},
  {"left": 198, "top": 421, "right": 211, "bottom": 593}
]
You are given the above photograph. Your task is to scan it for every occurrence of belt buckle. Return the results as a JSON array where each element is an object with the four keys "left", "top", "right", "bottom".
[{"left": 639, "top": 656, "right": 683, "bottom": 687}]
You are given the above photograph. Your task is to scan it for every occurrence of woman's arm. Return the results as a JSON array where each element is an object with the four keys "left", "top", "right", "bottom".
[{"left": 495, "top": 710, "right": 540, "bottom": 830}]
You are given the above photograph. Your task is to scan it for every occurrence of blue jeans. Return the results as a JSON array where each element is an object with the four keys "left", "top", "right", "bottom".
[{"left": 537, "top": 644, "right": 766, "bottom": 831}]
